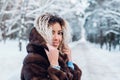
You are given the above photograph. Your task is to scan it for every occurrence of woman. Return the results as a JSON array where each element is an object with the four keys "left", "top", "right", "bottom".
[{"left": 21, "top": 13, "right": 82, "bottom": 80}]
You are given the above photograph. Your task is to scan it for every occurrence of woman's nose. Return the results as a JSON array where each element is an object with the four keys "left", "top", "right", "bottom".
[{"left": 53, "top": 34, "right": 59, "bottom": 40}]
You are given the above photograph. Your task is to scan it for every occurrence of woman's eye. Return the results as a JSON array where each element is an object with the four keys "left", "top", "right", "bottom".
[{"left": 58, "top": 32, "right": 63, "bottom": 35}]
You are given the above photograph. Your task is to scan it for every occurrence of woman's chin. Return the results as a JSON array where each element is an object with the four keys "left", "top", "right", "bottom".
[{"left": 53, "top": 45, "right": 58, "bottom": 48}]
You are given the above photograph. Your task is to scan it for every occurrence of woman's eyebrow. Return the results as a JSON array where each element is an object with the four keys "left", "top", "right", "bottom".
[{"left": 58, "top": 30, "right": 63, "bottom": 32}]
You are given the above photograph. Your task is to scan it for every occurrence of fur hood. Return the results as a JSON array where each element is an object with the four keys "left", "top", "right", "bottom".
[
  {"left": 34, "top": 13, "right": 72, "bottom": 51},
  {"left": 27, "top": 27, "right": 48, "bottom": 53}
]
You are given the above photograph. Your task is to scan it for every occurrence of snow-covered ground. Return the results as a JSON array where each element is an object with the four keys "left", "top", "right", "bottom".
[
  {"left": 71, "top": 40, "right": 120, "bottom": 80},
  {"left": 0, "top": 40, "right": 27, "bottom": 80},
  {"left": 0, "top": 40, "right": 120, "bottom": 80}
]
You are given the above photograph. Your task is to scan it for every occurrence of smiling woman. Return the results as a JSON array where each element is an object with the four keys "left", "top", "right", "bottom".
[
  {"left": 51, "top": 22, "right": 63, "bottom": 48},
  {"left": 21, "top": 13, "right": 82, "bottom": 80}
]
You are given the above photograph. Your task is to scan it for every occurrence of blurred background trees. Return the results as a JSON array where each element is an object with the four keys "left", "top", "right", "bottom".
[{"left": 0, "top": 0, "right": 120, "bottom": 51}]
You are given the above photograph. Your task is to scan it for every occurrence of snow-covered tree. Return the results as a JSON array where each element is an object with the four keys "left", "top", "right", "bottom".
[
  {"left": 84, "top": 0, "right": 120, "bottom": 50},
  {"left": 0, "top": 0, "right": 89, "bottom": 41}
]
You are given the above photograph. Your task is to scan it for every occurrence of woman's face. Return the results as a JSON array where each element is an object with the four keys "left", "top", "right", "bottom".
[{"left": 51, "top": 22, "right": 63, "bottom": 48}]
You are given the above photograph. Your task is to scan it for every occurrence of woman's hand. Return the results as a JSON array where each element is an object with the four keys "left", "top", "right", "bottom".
[
  {"left": 62, "top": 44, "right": 72, "bottom": 61},
  {"left": 45, "top": 44, "right": 59, "bottom": 66}
]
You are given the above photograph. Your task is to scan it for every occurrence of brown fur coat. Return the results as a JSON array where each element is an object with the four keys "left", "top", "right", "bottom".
[{"left": 21, "top": 28, "right": 82, "bottom": 80}]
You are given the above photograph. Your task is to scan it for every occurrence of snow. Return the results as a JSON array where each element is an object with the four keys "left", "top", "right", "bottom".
[
  {"left": 71, "top": 40, "right": 120, "bottom": 80},
  {"left": 0, "top": 40, "right": 120, "bottom": 80},
  {"left": 104, "top": 29, "right": 120, "bottom": 36},
  {"left": 0, "top": 40, "right": 27, "bottom": 80}
]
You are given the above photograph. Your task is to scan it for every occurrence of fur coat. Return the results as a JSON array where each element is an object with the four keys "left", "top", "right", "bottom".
[{"left": 21, "top": 28, "right": 82, "bottom": 80}]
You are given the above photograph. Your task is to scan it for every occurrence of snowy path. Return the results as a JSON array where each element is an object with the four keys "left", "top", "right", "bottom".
[
  {"left": 0, "top": 40, "right": 120, "bottom": 80},
  {"left": 72, "top": 41, "right": 120, "bottom": 80}
]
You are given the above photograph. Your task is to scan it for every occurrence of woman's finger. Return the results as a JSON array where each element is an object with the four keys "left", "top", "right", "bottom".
[{"left": 44, "top": 49, "right": 49, "bottom": 55}]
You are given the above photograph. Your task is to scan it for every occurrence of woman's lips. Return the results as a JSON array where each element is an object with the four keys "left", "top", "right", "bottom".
[{"left": 53, "top": 42, "right": 59, "bottom": 46}]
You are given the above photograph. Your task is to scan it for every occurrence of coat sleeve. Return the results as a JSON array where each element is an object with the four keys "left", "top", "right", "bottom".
[
  {"left": 68, "top": 63, "right": 82, "bottom": 80},
  {"left": 21, "top": 53, "right": 69, "bottom": 80},
  {"left": 47, "top": 66, "right": 69, "bottom": 80},
  {"left": 21, "top": 61, "right": 50, "bottom": 80},
  {"left": 21, "top": 60, "right": 69, "bottom": 80},
  {"left": 21, "top": 53, "right": 50, "bottom": 80}
]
